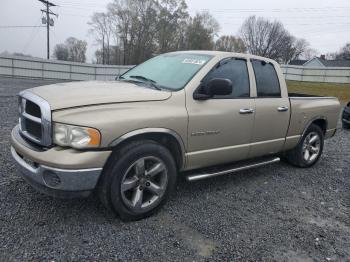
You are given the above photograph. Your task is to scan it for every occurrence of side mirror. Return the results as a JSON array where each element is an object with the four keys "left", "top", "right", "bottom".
[{"left": 193, "top": 78, "right": 233, "bottom": 100}]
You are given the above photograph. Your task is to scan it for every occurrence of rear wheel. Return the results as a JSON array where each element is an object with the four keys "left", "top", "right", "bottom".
[
  {"left": 285, "top": 124, "right": 324, "bottom": 168},
  {"left": 97, "top": 140, "right": 177, "bottom": 221},
  {"left": 343, "top": 121, "right": 350, "bottom": 130}
]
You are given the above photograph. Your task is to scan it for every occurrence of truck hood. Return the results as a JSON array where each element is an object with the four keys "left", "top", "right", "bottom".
[{"left": 29, "top": 81, "right": 172, "bottom": 110}]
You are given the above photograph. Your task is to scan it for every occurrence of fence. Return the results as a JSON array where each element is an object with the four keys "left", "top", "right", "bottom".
[
  {"left": 0, "top": 55, "right": 132, "bottom": 81},
  {"left": 280, "top": 65, "right": 350, "bottom": 84},
  {"left": 0, "top": 55, "right": 350, "bottom": 84}
]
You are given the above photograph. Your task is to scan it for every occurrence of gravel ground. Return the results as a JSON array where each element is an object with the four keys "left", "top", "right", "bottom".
[{"left": 0, "top": 77, "right": 349, "bottom": 261}]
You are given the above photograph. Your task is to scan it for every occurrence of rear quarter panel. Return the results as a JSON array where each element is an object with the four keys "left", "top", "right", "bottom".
[{"left": 284, "top": 97, "right": 340, "bottom": 150}]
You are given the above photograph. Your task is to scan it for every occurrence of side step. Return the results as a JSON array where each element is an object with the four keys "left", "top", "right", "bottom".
[{"left": 185, "top": 157, "right": 280, "bottom": 182}]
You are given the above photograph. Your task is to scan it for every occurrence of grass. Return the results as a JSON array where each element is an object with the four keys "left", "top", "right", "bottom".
[{"left": 287, "top": 80, "right": 350, "bottom": 103}]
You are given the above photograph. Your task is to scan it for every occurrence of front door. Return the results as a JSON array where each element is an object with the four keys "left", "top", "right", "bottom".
[{"left": 186, "top": 58, "right": 255, "bottom": 169}]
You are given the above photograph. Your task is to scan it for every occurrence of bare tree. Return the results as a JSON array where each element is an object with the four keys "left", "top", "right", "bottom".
[
  {"left": 90, "top": 1, "right": 220, "bottom": 64},
  {"left": 66, "top": 37, "right": 87, "bottom": 63},
  {"left": 214, "top": 35, "right": 246, "bottom": 53},
  {"left": 93, "top": 45, "right": 124, "bottom": 64},
  {"left": 331, "top": 43, "right": 350, "bottom": 60},
  {"left": 239, "top": 16, "right": 308, "bottom": 62},
  {"left": 89, "top": 12, "right": 113, "bottom": 64},
  {"left": 53, "top": 37, "right": 87, "bottom": 63},
  {"left": 280, "top": 38, "right": 311, "bottom": 63}
]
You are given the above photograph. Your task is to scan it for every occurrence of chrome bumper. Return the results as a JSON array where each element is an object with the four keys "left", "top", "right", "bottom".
[{"left": 11, "top": 146, "right": 102, "bottom": 197}]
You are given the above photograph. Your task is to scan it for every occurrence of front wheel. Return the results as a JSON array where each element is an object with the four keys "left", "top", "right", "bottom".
[
  {"left": 285, "top": 124, "right": 324, "bottom": 168},
  {"left": 97, "top": 140, "right": 177, "bottom": 221}
]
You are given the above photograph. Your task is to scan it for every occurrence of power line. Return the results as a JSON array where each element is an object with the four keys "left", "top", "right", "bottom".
[
  {"left": 22, "top": 19, "right": 43, "bottom": 54},
  {"left": 0, "top": 26, "right": 45, "bottom": 28}
]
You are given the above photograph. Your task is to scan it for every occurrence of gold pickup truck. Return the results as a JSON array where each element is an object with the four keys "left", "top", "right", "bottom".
[{"left": 11, "top": 51, "right": 340, "bottom": 220}]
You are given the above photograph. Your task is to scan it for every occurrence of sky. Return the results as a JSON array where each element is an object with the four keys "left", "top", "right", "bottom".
[{"left": 0, "top": 0, "right": 349, "bottom": 63}]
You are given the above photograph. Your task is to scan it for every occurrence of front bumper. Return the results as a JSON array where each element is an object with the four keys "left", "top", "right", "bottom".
[
  {"left": 10, "top": 125, "right": 111, "bottom": 198},
  {"left": 11, "top": 147, "right": 102, "bottom": 198}
]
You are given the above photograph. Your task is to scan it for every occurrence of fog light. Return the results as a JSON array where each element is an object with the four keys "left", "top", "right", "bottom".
[{"left": 42, "top": 171, "right": 61, "bottom": 188}]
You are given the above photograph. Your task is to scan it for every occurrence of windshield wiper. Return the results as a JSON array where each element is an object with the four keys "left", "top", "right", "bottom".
[{"left": 129, "top": 75, "right": 162, "bottom": 90}]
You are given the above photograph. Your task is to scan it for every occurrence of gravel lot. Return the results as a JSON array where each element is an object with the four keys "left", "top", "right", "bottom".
[{"left": 0, "top": 77, "right": 349, "bottom": 261}]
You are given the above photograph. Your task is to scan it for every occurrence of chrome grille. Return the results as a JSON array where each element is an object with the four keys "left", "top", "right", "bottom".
[{"left": 18, "top": 90, "right": 52, "bottom": 147}]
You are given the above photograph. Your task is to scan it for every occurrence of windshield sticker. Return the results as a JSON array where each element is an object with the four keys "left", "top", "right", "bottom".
[{"left": 182, "top": 59, "right": 206, "bottom": 65}]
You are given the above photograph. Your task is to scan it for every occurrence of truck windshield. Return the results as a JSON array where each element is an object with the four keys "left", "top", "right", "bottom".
[{"left": 120, "top": 53, "right": 213, "bottom": 90}]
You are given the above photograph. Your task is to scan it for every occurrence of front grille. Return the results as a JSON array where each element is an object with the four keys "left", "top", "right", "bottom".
[
  {"left": 18, "top": 91, "right": 52, "bottom": 147},
  {"left": 25, "top": 100, "right": 41, "bottom": 118},
  {"left": 24, "top": 118, "right": 42, "bottom": 139}
]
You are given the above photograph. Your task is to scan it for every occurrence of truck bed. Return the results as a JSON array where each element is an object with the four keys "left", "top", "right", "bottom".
[
  {"left": 288, "top": 92, "right": 324, "bottom": 98},
  {"left": 286, "top": 94, "right": 340, "bottom": 141}
]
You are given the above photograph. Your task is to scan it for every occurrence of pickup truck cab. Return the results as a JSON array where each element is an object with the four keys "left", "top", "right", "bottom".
[{"left": 11, "top": 51, "right": 340, "bottom": 220}]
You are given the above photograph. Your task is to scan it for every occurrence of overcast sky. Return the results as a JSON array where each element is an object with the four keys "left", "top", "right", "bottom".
[{"left": 1, "top": 0, "right": 349, "bottom": 62}]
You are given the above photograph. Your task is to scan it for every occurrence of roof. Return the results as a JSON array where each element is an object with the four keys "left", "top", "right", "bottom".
[
  {"left": 289, "top": 57, "right": 350, "bottom": 67},
  {"left": 320, "top": 59, "right": 350, "bottom": 67},
  {"left": 288, "top": 60, "right": 308, "bottom": 66},
  {"left": 170, "top": 50, "right": 278, "bottom": 64}
]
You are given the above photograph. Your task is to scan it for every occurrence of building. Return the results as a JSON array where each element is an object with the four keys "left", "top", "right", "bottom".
[{"left": 289, "top": 55, "right": 350, "bottom": 68}]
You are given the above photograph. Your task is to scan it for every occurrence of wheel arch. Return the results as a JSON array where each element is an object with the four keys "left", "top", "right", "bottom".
[
  {"left": 109, "top": 128, "right": 186, "bottom": 170},
  {"left": 301, "top": 116, "right": 328, "bottom": 139}
]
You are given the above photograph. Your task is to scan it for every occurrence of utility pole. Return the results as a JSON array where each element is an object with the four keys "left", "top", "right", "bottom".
[{"left": 38, "top": 0, "right": 57, "bottom": 59}]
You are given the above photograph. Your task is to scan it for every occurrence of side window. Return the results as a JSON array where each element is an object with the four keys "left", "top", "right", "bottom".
[
  {"left": 252, "top": 60, "right": 281, "bottom": 97},
  {"left": 203, "top": 58, "right": 250, "bottom": 98}
]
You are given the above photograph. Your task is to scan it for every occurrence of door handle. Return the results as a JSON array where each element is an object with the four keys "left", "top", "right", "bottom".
[
  {"left": 277, "top": 106, "right": 289, "bottom": 112},
  {"left": 239, "top": 108, "right": 255, "bottom": 114}
]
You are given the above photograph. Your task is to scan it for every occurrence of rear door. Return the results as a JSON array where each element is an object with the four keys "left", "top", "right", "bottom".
[{"left": 249, "top": 60, "right": 290, "bottom": 158}]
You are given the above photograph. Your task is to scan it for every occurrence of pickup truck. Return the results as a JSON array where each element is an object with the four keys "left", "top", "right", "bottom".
[{"left": 11, "top": 51, "right": 340, "bottom": 220}]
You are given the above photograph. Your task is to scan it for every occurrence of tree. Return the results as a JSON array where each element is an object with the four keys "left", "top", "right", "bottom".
[
  {"left": 88, "top": 12, "right": 114, "bottom": 64},
  {"left": 107, "top": 0, "right": 159, "bottom": 65},
  {"left": 53, "top": 44, "right": 69, "bottom": 61},
  {"left": 280, "top": 38, "right": 311, "bottom": 63},
  {"left": 302, "top": 48, "right": 318, "bottom": 60},
  {"left": 214, "top": 35, "right": 246, "bottom": 53},
  {"left": 239, "top": 16, "right": 308, "bottom": 63},
  {"left": 93, "top": 45, "right": 124, "bottom": 64},
  {"left": 90, "top": 1, "right": 220, "bottom": 64},
  {"left": 335, "top": 43, "right": 350, "bottom": 60},
  {"left": 156, "top": 0, "right": 189, "bottom": 53},
  {"left": 184, "top": 11, "right": 219, "bottom": 50},
  {"left": 53, "top": 37, "right": 87, "bottom": 63}
]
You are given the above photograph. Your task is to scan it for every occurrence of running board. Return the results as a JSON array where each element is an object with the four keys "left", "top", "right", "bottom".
[{"left": 186, "top": 157, "right": 280, "bottom": 182}]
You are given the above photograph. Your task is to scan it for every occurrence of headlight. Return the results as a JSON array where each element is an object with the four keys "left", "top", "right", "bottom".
[{"left": 53, "top": 123, "right": 101, "bottom": 149}]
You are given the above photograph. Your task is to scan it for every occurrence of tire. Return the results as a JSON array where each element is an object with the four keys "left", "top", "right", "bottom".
[
  {"left": 285, "top": 124, "right": 324, "bottom": 168},
  {"left": 97, "top": 140, "right": 177, "bottom": 221},
  {"left": 343, "top": 121, "right": 350, "bottom": 130}
]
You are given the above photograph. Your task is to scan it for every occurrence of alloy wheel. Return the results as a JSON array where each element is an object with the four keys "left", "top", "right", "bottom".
[
  {"left": 120, "top": 156, "right": 168, "bottom": 213},
  {"left": 302, "top": 132, "right": 321, "bottom": 163}
]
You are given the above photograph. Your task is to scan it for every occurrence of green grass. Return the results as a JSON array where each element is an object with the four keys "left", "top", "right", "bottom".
[{"left": 287, "top": 80, "right": 350, "bottom": 103}]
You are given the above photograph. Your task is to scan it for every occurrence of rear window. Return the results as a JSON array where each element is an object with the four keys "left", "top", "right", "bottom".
[{"left": 252, "top": 60, "right": 281, "bottom": 97}]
